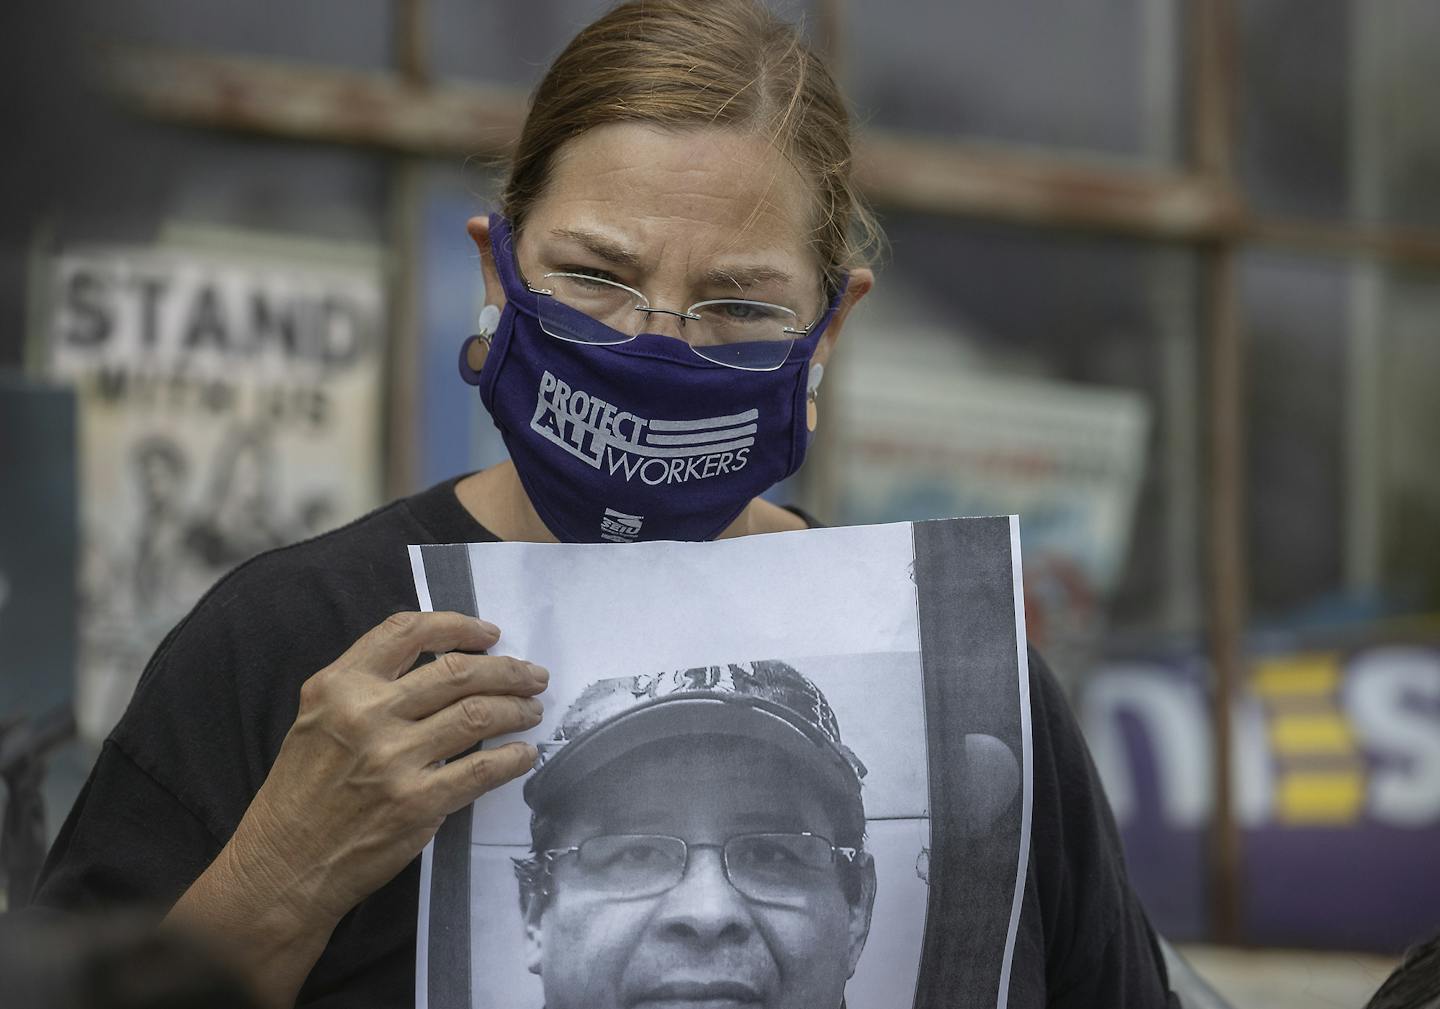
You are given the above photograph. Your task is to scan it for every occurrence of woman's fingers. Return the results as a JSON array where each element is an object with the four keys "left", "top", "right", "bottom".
[
  {"left": 406, "top": 690, "right": 545, "bottom": 764},
  {"left": 339, "top": 611, "right": 502, "bottom": 681},
  {"left": 428, "top": 741, "right": 540, "bottom": 815},
  {"left": 221, "top": 614, "right": 538, "bottom": 946},
  {"left": 393, "top": 652, "right": 547, "bottom": 720}
]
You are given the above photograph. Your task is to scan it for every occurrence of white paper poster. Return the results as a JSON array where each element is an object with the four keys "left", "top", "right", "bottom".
[{"left": 410, "top": 518, "right": 1033, "bottom": 1009}]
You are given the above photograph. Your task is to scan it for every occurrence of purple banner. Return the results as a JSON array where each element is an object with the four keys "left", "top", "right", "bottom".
[{"left": 1080, "top": 642, "right": 1440, "bottom": 952}]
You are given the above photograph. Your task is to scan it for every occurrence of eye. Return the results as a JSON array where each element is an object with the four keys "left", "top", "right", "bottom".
[
  {"left": 695, "top": 301, "right": 792, "bottom": 325},
  {"left": 618, "top": 842, "right": 665, "bottom": 864},
  {"left": 562, "top": 266, "right": 621, "bottom": 286},
  {"left": 720, "top": 302, "right": 765, "bottom": 320},
  {"left": 735, "top": 838, "right": 804, "bottom": 867},
  {"left": 585, "top": 836, "right": 675, "bottom": 869}
]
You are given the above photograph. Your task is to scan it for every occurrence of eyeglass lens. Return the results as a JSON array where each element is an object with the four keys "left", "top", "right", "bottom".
[
  {"left": 559, "top": 833, "right": 842, "bottom": 903},
  {"left": 535, "top": 273, "right": 802, "bottom": 371}
]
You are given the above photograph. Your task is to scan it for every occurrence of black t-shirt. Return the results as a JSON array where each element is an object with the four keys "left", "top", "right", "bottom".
[{"left": 34, "top": 477, "right": 1177, "bottom": 1008}]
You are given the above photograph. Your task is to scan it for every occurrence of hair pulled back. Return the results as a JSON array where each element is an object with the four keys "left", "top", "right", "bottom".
[{"left": 502, "top": 0, "right": 879, "bottom": 291}]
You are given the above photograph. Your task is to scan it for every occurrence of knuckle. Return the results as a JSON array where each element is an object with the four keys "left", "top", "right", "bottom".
[
  {"left": 408, "top": 777, "right": 444, "bottom": 819},
  {"left": 460, "top": 695, "right": 494, "bottom": 734},
  {"left": 382, "top": 776, "right": 421, "bottom": 815},
  {"left": 298, "top": 673, "right": 329, "bottom": 711},
  {"left": 367, "top": 737, "right": 404, "bottom": 774},
  {"left": 332, "top": 683, "right": 385, "bottom": 734},
  {"left": 331, "top": 697, "right": 369, "bottom": 736},
  {"left": 469, "top": 755, "right": 497, "bottom": 794},
  {"left": 438, "top": 650, "right": 471, "bottom": 686},
  {"left": 381, "top": 610, "right": 422, "bottom": 642}
]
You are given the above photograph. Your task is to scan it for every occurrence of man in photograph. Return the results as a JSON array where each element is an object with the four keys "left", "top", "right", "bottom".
[{"left": 513, "top": 660, "right": 878, "bottom": 1009}]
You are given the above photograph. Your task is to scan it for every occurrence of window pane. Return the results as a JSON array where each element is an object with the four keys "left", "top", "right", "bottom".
[
  {"left": 1353, "top": 2, "right": 1440, "bottom": 231},
  {"left": 1240, "top": 0, "right": 1440, "bottom": 230},
  {"left": 1241, "top": 251, "right": 1348, "bottom": 618},
  {"left": 1241, "top": 250, "right": 1440, "bottom": 623},
  {"left": 1373, "top": 268, "right": 1440, "bottom": 610},
  {"left": 1237, "top": 0, "right": 1351, "bottom": 222},
  {"left": 46, "top": 124, "right": 387, "bottom": 247},
  {"left": 849, "top": 0, "right": 1180, "bottom": 163},
  {"left": 428, "top": 0, "right": 608, "bottom": 89},
  {"left": 101, "top": 0, "right": 391, "bottom": 70},
  {"left": 429, "top": 0, "right": 820, "bottom": 89}
]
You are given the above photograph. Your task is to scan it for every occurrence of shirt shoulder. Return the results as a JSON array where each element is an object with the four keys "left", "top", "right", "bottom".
[{"left": 1020, "top": 649, "right": 1175, "bottom": 1007}]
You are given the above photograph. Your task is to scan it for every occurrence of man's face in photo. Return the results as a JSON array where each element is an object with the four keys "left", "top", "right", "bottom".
[{"left": 523, "top": 734, "right": 875, "bottom": 1009}]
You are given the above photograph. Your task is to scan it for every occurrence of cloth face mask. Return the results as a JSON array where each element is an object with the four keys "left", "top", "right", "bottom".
[{"left": 459, "top": 213, "right": 845, "bottom": 543}]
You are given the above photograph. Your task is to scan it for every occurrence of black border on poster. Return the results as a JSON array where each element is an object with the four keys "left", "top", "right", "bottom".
[
  {"left": 910, "top": 517, "right": 1032, "bottom": 1009},
  {"left": 416, "top": 543, "right": 479, "bottom": 1009}
]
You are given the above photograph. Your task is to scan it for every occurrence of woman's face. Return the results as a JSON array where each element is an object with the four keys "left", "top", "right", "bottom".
[{"left": 473, "top": 122, "right": 872, "bottom": 366}]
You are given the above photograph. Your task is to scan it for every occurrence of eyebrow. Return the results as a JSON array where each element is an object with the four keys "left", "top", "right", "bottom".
[
  {"left": 548, "top": 227, "right": 796, "bottom": 292},
  {"left": 702, "top": 264, "right": 796, "bottom": 294},
  {"left": 549, "top": 227, "right": 642, "bottom": 268}
]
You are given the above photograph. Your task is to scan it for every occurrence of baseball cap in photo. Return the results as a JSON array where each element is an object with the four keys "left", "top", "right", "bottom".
[{"left": 522, "top": 660, "right": 868, "bottom": 810}]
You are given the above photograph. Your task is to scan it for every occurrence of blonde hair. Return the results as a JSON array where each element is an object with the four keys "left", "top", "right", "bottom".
[{"left": 501, "top": 0, "right": 880, "bottom": 292}]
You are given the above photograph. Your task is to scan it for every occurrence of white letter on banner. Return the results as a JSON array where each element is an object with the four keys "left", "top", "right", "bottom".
[
  {"left": 1081, "top": 664, "right": 1210, "bottom": 829},
  {"left": 1347, "top": 647, "right": 1440, "bottom": 828}
]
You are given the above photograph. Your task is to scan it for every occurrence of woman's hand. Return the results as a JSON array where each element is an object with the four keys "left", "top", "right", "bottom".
[{"left": 164, "top": 610, "right": 546, "bottom": 1008}]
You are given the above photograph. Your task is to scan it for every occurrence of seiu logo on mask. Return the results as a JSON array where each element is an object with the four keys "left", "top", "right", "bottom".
[{"left": 530, "top": 370, "right": 754, "bottom": 486}]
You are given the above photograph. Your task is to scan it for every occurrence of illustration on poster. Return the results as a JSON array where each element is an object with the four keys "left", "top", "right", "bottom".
[
  {"left": 76, "top": 423, "right": 342, "bottom": 734},
  {"left": 129, "top": 426, "right": 336, "bottom": 587},
  {"left": 106, "top": 424, "right": 337, "bottom": 613}
]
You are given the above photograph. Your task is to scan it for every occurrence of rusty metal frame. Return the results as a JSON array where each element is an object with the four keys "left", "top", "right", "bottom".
[
  {"left": 95, "top": 0, "right": 1440, "bottom": 948},
  {"left": 382, "top": 0, "right": 433, "bottom": 497},
  {"left": 98, "top": 45, "right": 1440, "bottom": 270},
  {"left": 100, "top": 47, "right": 528, "bottom": 163},
  {"left": 1190, "top": 0, "right": 1245, "bottom": 946}
]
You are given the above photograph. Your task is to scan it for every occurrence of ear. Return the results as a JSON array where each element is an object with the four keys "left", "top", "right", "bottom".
[
  {"left": 520, "top": 886, "right": 545, "bottom": 976},
  {"left": 845, "top": 856, "right": 878, "bottom": 978},
  {"left": 466, "top": 215, "right": 507, "bottom": 315},
  {"left": 812, "top": 267, "right": 873, "bottom": 370}
]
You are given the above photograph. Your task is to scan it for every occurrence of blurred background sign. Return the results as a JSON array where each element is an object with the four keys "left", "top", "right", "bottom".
[
  {"left": 31, "top": 232, "right": 385, "bottom": 740},
  {"left": 834, "top": 353, "right": 1149, "bottom": 673},
  {"left": 1083, "top": 636, "right": 1440, "bottom": 952}
]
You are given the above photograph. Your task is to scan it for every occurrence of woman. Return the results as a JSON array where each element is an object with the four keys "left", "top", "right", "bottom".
[{"left": 35, "top": 3, "right": 1177, "bottom": 1007}]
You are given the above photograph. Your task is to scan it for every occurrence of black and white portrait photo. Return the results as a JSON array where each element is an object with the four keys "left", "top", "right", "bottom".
[
  {"left": 413, "top": 518, "right": 1030, "bottom": 1009},
  {"left": 511, "top": 660, "right": 884, "bottom": 1009}
]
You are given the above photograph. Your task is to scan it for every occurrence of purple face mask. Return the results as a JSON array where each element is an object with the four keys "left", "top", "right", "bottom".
[{"left": 459, "top": 214, "right": 845, "bottom": 543}]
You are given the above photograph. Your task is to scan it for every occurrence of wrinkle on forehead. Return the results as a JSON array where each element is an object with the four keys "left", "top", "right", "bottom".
[
  {"left": 530, "top": 123, "right": 821, "bottom": 281},
  {"left": 547, "top": 224, "right": 798, "bottom": 293}
]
